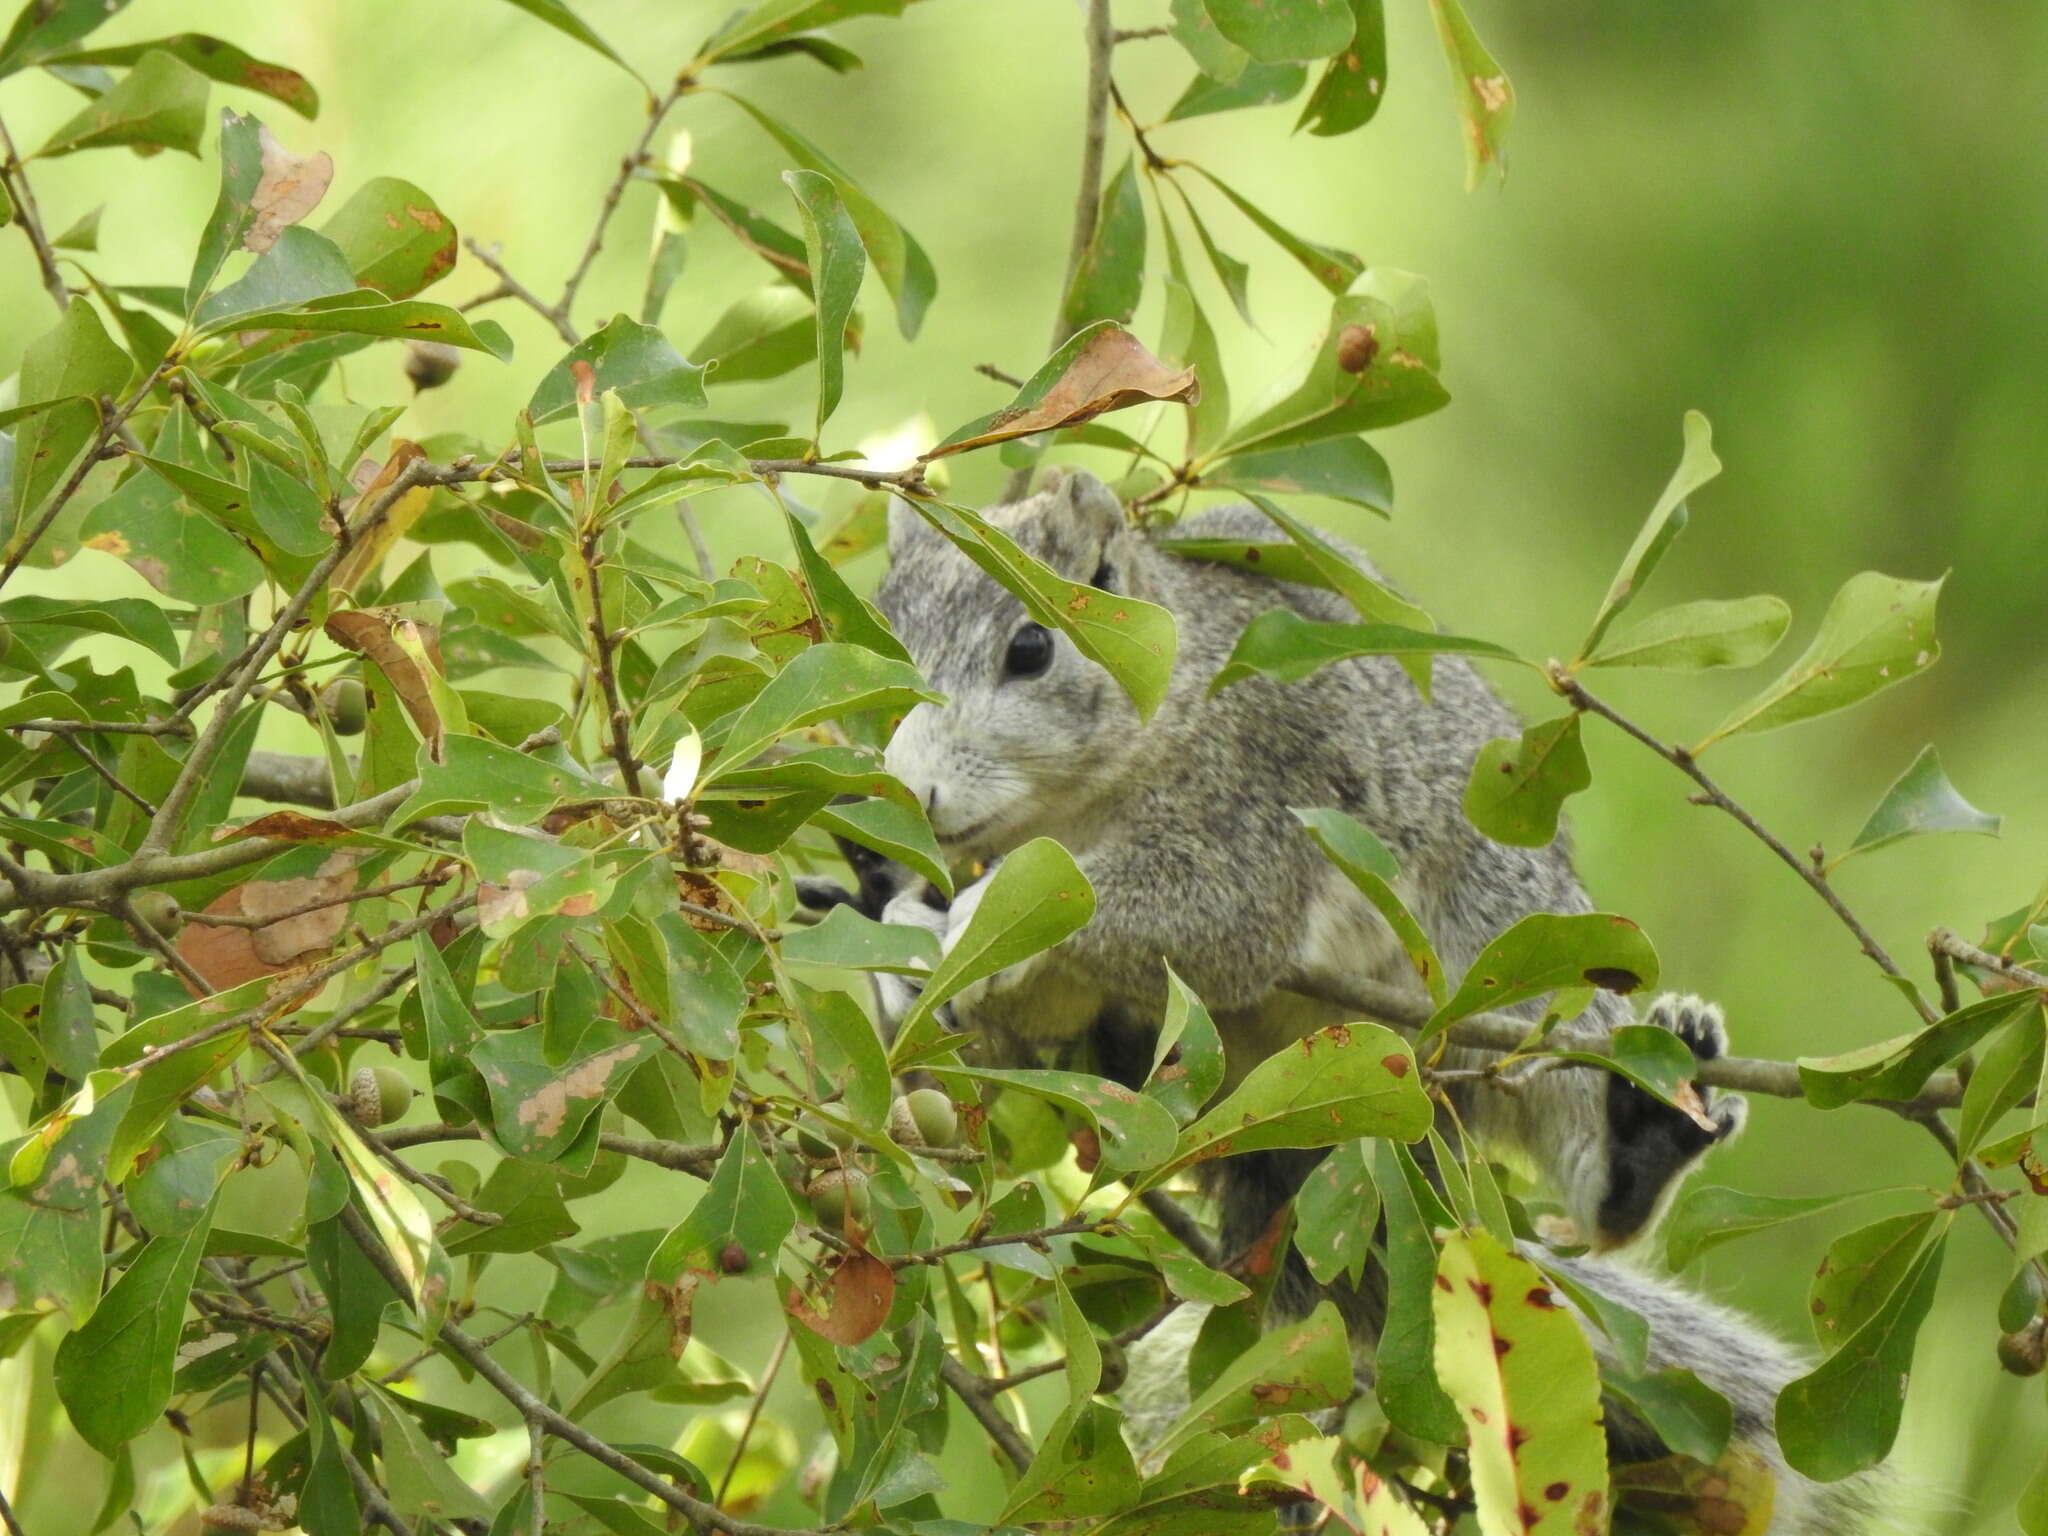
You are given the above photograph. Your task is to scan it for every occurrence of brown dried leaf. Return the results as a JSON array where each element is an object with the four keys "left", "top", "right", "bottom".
[
  {"left": 245, "top": 126, "right": 335, "bottom": 253},
  {"left": 219, "top": 811, "right": 356, "bottom": 842},
  {"left": 923, "top": 325, "right": 1199, "bottom": 460},
  {"left": 786, "top": 1248, "right": 894, "bottom": 1346},
  {"left": 177, "top": 853, "right": 359, "bottom": 992},
  {"left": 329, "top": 441, "right": 432, "bottom": 596},
  {"left": 324, "top": 606, "right": 445, "bottom": 761}
]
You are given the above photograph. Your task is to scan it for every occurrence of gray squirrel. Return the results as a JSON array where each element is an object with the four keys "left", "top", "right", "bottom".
[{"left": 815, "top": 469, "right": 1880, "bottom": 1532}]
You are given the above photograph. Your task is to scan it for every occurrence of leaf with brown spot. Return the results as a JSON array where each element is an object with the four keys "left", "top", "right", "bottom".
[
  {"left": 471, "top": 1025, "right": 658, "bottom": 1161},
  {"left": 1143, "top": 1023, "right": 1431, "bottom": 1187},
  {"left": 1147, "top": 1300, "right": 1354, "bottom": 1461},
  {"left": 1423, "top": 911, "right": 1660, "bottom": 1042},
  {"left": 1432, "top": 1229, "right": 1609, "bottom": 1536},
  {"left": 320, "top": 177, "right": 459, "bottom": 299},
  {"left": 218, "top": 810, "right": 355, "bottom": 842},
  {"left": 1613, "top": 1446, "right": 1777, "bottom": 1536},
  {"left": 243, "top": 124, "right": 333, "bottom": 252},
  {"left": 923, "top": 322, "right": 1197, "bottom": 459},
  {"left": 786, "top": 1246, "right": 893, "bottom": 1345}
]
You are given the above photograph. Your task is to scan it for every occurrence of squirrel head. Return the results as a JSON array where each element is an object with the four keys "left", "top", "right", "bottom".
[{"left": 876, "top": 469, "right": 1147, "bottom": 862}]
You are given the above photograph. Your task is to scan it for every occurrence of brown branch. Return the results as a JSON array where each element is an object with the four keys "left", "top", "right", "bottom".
[
  {"left": 1930, "top": 927, "right": 2048, "bottom": 996},
  {"left": 974, "top": 362, "right": 1025, "bottom": 389},
  {"left": 0, "top": 113, "right": 70, "bottom": 312},
  {"left": 578, "top": 520, "right": 642, "bottom": 791},
  {"left": 1283, "top": 971, "right": 1965, "bottom": 1111},
  {"left": 377, "top": 1120, "right": 723, "bottom": 1178},
  {"left": 938, "top": 1354, "right": 1033, "bottom": 1473},
  {"left": 4, "top": 716, "right": 191, "bottom": 737},
  {"left": 1112, "top": 25, "right": 1172, "bottom": 44},
  {"left": 1053, "top": 0, "right": 1114, "bottom": 350},
  {"left": 557, "top": 78, "right": 690, "bottom": 331},
  {"left": 183, "top": 874, "right": 450, "bottom": 932},
  {"left": 334, "top": 1202, "right": 812, "bottom": 1536},
  {"left": 0, "top": 353, "right": 172, "bottom": 593},
  {"left": 1139, "top": 1188, "right": 1220, "bottom": 1266},
  {"left": 715, "top": 1330, "right": 792, "bottom": 1507},
  {"left": 1554, "top": 670, "right": 1939, "bottom": 1026},
  {"left": 462, "top": 237, "right": 577, "bottom": 346}
]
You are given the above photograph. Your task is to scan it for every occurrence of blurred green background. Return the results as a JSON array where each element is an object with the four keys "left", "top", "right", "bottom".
[{"left": 2, "top": 0, "right": 2043, "bottom": 1528}]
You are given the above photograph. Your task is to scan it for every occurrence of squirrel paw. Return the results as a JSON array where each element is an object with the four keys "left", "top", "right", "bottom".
[{"left": 1641, "top": 992, "right": 1748, "bottom": 1144}]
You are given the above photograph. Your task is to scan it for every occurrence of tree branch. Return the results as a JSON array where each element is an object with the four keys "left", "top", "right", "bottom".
[
  {"left": 0, "top": 113, "right": 71, "bottom": 312},
  {"left": 557, "top": 79, "right": 690, "bottom": 332},
  {"left": 1052, "top": 0, "right": 1114, "bottom": 351},
  {"left": 938, "top": 1354, "right": 1033, "bottom": 1473}
]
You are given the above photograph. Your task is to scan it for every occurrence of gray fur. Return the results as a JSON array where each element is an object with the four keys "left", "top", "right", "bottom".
[{"left": 871, "top": 470, "right": 1873, "bottom": 1531}]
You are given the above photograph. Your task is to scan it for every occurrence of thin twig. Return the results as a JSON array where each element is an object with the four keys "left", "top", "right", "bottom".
[
  {"left": 1555, "top": 670, "right": 1938, "bottom": 1025},
  {"left": 463, "top": 237, "right": 577, "bottom": 346},
  {"left": 0, "top": 113, "right": 70, "bottom": 311},
  {"left": 557, "top": 80, "right": 691, "bottom": 330},
  {"left": 1930, "top": 928, "right": 2048, "bottom": 996},
  {"left": 716, "top": 1330, "right": 792, "bottom": 1507},
  {"left": 1052, "top": 0, "right": 1114, "bottom": 349},
  {"left": 379, "top": 1120, "right": 724, "bottom": 1177},
  {"left": 1138, "top": 1188, "right": 1221, "bottom": 1266},
  {"left": 335, "top": 1202, "right": 814, "bottom": 1536},
  {"left": 974, "top": 363, "right": 1025, "bottom": 389}
]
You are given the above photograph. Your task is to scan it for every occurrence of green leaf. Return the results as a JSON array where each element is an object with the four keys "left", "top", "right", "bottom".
[
  {"left": 708, "top": 642, "right": 938, "bottom": 779},
  {"left": 0, "top": 1079, "right": 125, "bottom": 1319},
  {"left": 698, "top": 0, "right": 910, "bottom": 63},
  {"left": 1573, "top": 411, "right": 1722, "bottom": 660},
  {"left": 388, "top": 734, "right": 609, "bottom": 827},
  {"left": 1297, "top": 1137, "right": 1377, "bottom": 1286},
  {"left": 724, "top": 92, "right": 935, "bottom": 338},
  {"left": 890, "top": 838, "right": 1096, "bottom": 1065},
  {"left": 1602, "top": 1367, "right": 1731, "bottom": 1465},
  {"left": 1583, "top": 593, "right": 1790, "bottom": 671},
  {"left": 1424, "top": 912, "right": 1659, "bottom": 1042},
  {"left": 1462, "top": 713, "right": 1592, "bottom": 848},
  {"left": 812, "top": 797, "right": 950, "bottom": 896},
  {"left": 647, "top": 1131, "right": 796, "bottom": 1284},
  {"left": 211, "top": 289, "right": 513, "bottom": 356},
  {"left": 1293, "top": 806, "right": 1447, "bottom": 1004},
  {"left": 1775, "top": 1219, "right": 1947, "bottom": 1480},
  {"left": 999, "top": 1271, "right": 1140, "bottom": 1521},
  {"left": 8, "top": 298, "right": 131, "bottom": 532},
  {"left": 1808, "top": 1211, "right": 1939, "bottom": 1355},
  {"left": 1298, "top": 0, "right": 1386, "bottom": 135},
  {"left": 1142, "top": 963, "right": 1226, "bottom": 1125},
  {"left": 79, "top": 464, "right": 266, "bottom": 605},
  {"left": 529, "top": 313, "right": 706, "bottom": 423},
  {"left": 1158, "top": 222, "right": 1232, "bottom": 456},
  {"left": 0, "top": 0, "right": 136, "bottom": 77},
  {"left": 1700, "top": 571, "right": 1944, "bottom": 747},
  {"left": 1210, "top": 610, "right": 1521, "bottom": 693},
  {"left": 1663, "top": 1184, "right": 1895, "bottom": 1272},
  {"left": 1432, "top": 1229, "right": 1608, "bottom": 1536},
  {"left": 1184, "top": 164, "right": 1363, "bottom": 294},
  {"left": 1956, "top": 1004, "right": 2043, "bottom": 1160},
  {"left": 366, "top": 1387, "right": 493, "bottom": 1521},
  {"left": 195, "top": 224, "right": 355, "bottom": 325},
  {"left": 1796, "top": 990, "right": 2038, "bottom": 1109},
  {"left": 1166, "top": 59, "right": 1307, "bottom": 121},
  {"left": 185, "top": 108, "right": 265, "bottom": 310},
  {"left": 1150, "top": 1023, "right": 1429, "bottom": 1183},
  {"left": 472, "top": 1024, "right": 659, "bottom": 1161},
  {"left": 36, "top": 48, "right": 208, "bottom": 157},
  {"left": 1203, "top": 0, "right": 1354, "bottom": 62},
  {"left": 53, "top": 1196, "right": 216, "bottom": 1455},
  {"left": 1170, "top": 0, "right": 1248, "bottom": 80},
  {"left": 781, "top": 903, "right": 938, "bottom": 973},
  {"left": 910, "top": 496, "right": 1180, "bottom": 720},
  {"left": 688, "top": 283, "right": 817, "bottom": 382},
  {"left": 1374, "top": 1140, "right": 1462, "bottom": 1440},
  {"left": 942, "top": 1063, "right": 1178, "bottom": 1176},
  {"left": 784, "top": 169, "right": 864, "bottom": 438},
  {"left": 1153, "top": 1301, "right": 1353, "bottom": 1459},
  {"left": 51, "top": 204, "right": 99, "bottom": 250},
  {"left": 1836, "top": 744, "right": 2001, "bottom": 864},
  {"left": 38, "top": 946, "right": 100, "bottom": 1080},
  {"left": 1061, "top": 155, "right": 1147, "bottom": 333},
  {"left": 320, "top": 177, "right": 457, "bottom": 299},
  {"left": 1208, "top": 437, "right": 1392, "bottom": 514},
  {"left": 1217, "top": 276, "right": 1447, "bottom": 454},
  {"left": 1426, "top": 0, "right": 1515, "bottom": 188},
  {"left": 42, "top": 34, "right": 318, "bottom": 116},
  {"left": 488, "top": 0, "right": 642, "bottom": 83}
]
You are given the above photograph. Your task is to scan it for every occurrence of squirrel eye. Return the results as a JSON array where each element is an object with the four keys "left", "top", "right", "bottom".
[{"left": 1002, "top": 623, "right": 1055, "bottom": 679}]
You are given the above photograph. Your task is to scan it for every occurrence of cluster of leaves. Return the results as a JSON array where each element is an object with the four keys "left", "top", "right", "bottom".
[{"left": 0, "top": 1, "right": 2044, "bottom": 1535}]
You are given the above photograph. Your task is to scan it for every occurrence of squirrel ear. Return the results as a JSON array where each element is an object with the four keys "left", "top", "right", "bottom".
[{"left": 1037, "top": 469, "right": 1125, "bottom": 569}]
